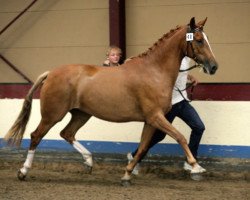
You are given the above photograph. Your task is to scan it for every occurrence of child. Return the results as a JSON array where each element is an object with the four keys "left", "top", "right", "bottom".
[{"left": 103, "top": 46, "right": 122, "bottom": 66}]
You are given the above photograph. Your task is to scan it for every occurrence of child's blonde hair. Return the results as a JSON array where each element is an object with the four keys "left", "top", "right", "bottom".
[{"left": 106, "top": 45, "right": 122, "bottom": 57}]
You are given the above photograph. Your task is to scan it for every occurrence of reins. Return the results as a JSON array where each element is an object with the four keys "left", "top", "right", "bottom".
[
  {"left": 176, "top": 62, "right": 200, "bottom": 102},
  {"left": 179, "top": 63, "right": 202, "bottom": 72},
  {"left": 174, "top": 81, "right": 195, "bottom": 102}
]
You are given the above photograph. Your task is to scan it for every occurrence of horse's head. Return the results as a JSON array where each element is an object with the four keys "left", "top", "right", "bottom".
[{"left": 186, "top": 17, "right": 218, "bottom": 75}]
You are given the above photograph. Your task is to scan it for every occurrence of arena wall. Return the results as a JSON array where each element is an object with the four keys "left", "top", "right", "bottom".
[
  {"left": 126, "top": 0, "right": 250, "bottom": 83},
  {"left": 0, "top": 98, "right": 249, "bottom": 159},
  {"left": 0, "top": 0, "right": 109, "bottom": 82},
  {"left": 0, "top": 1, "right": 249, "bottom": 83}
]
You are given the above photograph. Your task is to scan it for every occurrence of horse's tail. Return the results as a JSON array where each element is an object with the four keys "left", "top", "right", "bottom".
[{"left": 4, "top": 71, "right": 50, "bottom": 147}]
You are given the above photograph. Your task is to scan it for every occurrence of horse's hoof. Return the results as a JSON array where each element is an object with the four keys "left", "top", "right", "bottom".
[
  {"left": 190, "top": 172, "right": 204, "bottom": 181},
  {"left": 121, "top": 179, "right": 132, "bottom": 187},
  {"left": 17, "top": 170, "right": 26, "bottom": 181},
  {"left": 84, "top": 165, "right": 92, "bottom": 174}
]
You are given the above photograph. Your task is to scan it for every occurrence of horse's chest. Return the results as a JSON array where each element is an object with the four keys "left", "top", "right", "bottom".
[
  {"left": 158, "top": 92, "right": 171, "bottom": 108},
  {"left": 139, "top": 88, "right": 171, "bottom": 110}
]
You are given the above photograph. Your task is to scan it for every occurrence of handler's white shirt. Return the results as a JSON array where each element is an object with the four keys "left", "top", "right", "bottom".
[{"left": 171, "top": 57, "right": 191, "bottom": 105}]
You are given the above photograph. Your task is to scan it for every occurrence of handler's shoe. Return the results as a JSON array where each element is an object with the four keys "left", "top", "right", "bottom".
[
  {"left": 127, "top": 152, "right": 140, "bottom": 175},
  {"left": 183, "top": 161, "right": 206, "bottom": 173}
]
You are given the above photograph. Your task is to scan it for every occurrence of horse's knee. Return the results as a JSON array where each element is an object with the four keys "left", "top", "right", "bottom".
[{"left": 176, "top": 134, "right": 187, "bottom": 145}]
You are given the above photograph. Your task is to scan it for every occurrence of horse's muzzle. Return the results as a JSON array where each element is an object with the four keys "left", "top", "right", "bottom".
[{"left": 203, "top": 60, "right": 218, "bottom": 75}]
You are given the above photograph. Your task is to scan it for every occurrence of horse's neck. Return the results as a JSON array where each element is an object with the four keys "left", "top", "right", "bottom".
[{"left": 143, "top": 27, "right": 187, "bottom": 85}]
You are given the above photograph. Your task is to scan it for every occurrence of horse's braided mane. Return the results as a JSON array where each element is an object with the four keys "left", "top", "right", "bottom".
[{"left": 138, "top": 25, "right": 182, "bottom": 58}]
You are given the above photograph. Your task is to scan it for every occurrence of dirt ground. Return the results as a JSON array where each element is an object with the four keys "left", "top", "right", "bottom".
[{"left": 0, "top": 150, "right": 249, "bottom": 200}]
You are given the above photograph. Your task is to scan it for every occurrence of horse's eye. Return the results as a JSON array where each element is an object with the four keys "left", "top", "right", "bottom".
[{"left": 196, "top": 39, "right": 203, "bottom": 45}]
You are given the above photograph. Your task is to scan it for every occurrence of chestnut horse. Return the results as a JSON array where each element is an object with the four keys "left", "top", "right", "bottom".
[{"left": 4, "top": 17, "right": 218, "bottom": 183}]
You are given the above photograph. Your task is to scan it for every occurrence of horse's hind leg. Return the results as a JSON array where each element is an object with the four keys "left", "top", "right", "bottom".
[
  {"left": 18, "top": 119, "right": 56, "bottom": 180},
  {"left": 60, "top": 109, "right": 93, "bottom": 169}
]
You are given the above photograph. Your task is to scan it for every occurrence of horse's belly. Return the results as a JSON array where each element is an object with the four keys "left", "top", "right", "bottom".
[
  {"left": 83, "top": 106, "right": 143, "bottom": 122},
  {"left": 79, "top": 94, "right": 143, "bottom": 122}
]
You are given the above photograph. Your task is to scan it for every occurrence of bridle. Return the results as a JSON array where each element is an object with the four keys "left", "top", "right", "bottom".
[
  {"left": 186, "top": 25, "right": 202, "bottom": 61},
  {"left": 182, "top": 25, "right": 204, "bottom": 72},
  {"left": 176, "top": 25, "right": 205, "bottom": 101}
]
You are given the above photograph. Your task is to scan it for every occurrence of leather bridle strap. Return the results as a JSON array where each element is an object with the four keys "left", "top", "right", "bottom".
[
  {"left": 181, "top": 25, "right": 204, "bottom": 72},
  {"left": 179, "top": 63, "right": 202, "bottom": 72},
  {"left": 185, "top": 25, "right": 202, "bottom": 64}
]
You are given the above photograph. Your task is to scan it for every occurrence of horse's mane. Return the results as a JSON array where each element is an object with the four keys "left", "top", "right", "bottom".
[{"left": 138, "top": 25, "right": 183, "bottom": 58}]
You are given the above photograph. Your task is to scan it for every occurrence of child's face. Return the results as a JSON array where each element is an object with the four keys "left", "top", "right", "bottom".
[{"left": 108, "top": 49, "right": 121, "bottom": 65}]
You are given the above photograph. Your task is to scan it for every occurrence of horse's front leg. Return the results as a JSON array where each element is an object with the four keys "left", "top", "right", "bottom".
[
  {"left": 148, "top": 111, "right": 199, "bottom": 170},
  {"left": 121, "top": 123, "right": 155, "bottom": 185}
]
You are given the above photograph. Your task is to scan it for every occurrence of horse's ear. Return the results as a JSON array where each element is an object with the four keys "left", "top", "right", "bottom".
[
  {"left": 197, "top": 17, "right": 207, "bottom": 27},
  {"left": 190, "top": 17, "right": 196, "bottom": 30}
]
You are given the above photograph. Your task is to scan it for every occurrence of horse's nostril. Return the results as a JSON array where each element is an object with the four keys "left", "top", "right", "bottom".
[{"left": 211, "top": 65, "right": 218, "bottom": 74}]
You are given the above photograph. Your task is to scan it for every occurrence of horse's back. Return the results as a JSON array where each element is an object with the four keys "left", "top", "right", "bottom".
[{"left": 40, "top": 64, "right": 99, "bottom": 97}]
